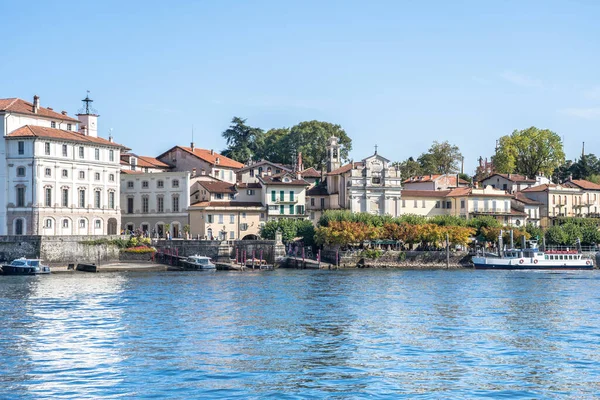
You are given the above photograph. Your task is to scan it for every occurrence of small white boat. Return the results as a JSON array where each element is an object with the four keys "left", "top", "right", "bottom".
[
  {"left": 181, "top": 255, "right": 216, "bottom": 270},
  {"left": 472, "top": 241, "right": 594, "bottom": 270},
  {"left": 1, "top": 258, "right": 51, "bottom": 275}
]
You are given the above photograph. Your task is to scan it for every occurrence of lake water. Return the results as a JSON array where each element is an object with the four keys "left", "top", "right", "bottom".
[{"left": 1, "top": 269, "right": 600, "bottom": 399}]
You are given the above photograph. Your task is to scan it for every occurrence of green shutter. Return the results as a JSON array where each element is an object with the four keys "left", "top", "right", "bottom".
[
  {"left": 280, "top": 205, "right": 284, "bottom": 214},
  {"left": 280, "top": 191, "right": 284, "bottom": 201},
  {"left": 271, "top": 190, "right": 276, "bottom": 201},
  {"left": 289, "top": 205, "right": 294, "bottom": 215},
  {"left": 290, "top": 190, "right": 294, "bottom": 201}
]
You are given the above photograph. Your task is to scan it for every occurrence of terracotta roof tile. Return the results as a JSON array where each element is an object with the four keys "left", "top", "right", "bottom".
[
  {"left": 403, "top": 174, "right": 469, "bottom": 185},
  {"left": 198, "top": 181, "right": 237, "bottom": 193},
  {"left": 236, "top": 182, "right": 262, "bottom": 189},
  {"left": 180, "top": 146, "right": 243, "bottom": 169},
  {"left": 0, "top": 98, "right": 80, "bottom": 122},
  {"left": 136, "top": 155, "right": 170, "bottom": 169},
  {"left": 563, "top": 179, "right": 600, "bottom": 190},
  {"left": 521, "top": 184, "right": 554, "bottom": 192},
  {"left": 327, "top": 162, "right": 364, "bottom": 176},
  {"left": 300, "top": 167, "right": 321, "bottom": 178},
  {"left": 7, "top": 125, "right": 128, "bottom": 149},
  {"left": 514, "top": 192, "right": 544, "bottom": 205},
  {"left": 484, "top": 173, "right": 536, "bottom": 183}
]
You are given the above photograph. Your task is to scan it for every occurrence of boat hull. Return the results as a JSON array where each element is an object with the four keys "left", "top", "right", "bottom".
[
  {"left": 1, "top": 265, "right": 51, "bottom": 275},
  {"left": 473, "top": 263, "right": 594, "bottom": 270}
]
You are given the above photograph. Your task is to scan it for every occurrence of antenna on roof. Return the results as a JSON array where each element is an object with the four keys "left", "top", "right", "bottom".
[
  {"left": 190, "top": 125, "right": 195, "bottom": 151},
  {"left": 108, "top": 128, "right": 113, "bottom": 142}
]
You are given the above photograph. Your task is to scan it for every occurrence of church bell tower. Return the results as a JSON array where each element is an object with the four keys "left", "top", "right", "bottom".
[{"left": 326, "top": 136, "right": 341, "bottom": 173}]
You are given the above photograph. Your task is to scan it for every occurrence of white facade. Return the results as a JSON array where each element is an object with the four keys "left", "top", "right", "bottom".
[
  {"left": 259, "top": 174, "right": 309, "bottom": 220},
  {"left": 5, "top": 135, "right": 122, "bottom": 235},
  {"left": 120, "top": 171, "right": 191, "bottom": 238},
  {"left": 2, "top": 96, "right": 122, "bottom": 236}
]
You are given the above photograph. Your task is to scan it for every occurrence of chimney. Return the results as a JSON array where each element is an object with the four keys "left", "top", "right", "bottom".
[
  {"left": 61, "top": 111, "right": 67, "bottom": 115},
  {"left": 192, "top": 168, "right": 197, "bottom": 177},
  {"left": 190, "top": 142, "right": 195, "bottom": 151},
  {"left": 215, "top": 157, "right": 220, "bottom": 165},
  {"left": 297, "top": 171, "right": 302, "bottom": 180},
  {"left": 33, "top": 95, "right": 40, "bottom": 113},
  {"left": 210, "top": 149, "right": 214, "bottom": 155},
  {"left": 81, "top": 125, "right": 88, "bottom": 136},
  {"left": 47, "top": 107, "right": 53, "bottom": 111}
]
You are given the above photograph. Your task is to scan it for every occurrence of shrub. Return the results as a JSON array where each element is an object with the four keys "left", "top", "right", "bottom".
[
  {"left": 362, "top": 249, "right": 383, "bottom": 259},
  {"left": 121, "top": 246, "right": 157, "bottom": 254}
]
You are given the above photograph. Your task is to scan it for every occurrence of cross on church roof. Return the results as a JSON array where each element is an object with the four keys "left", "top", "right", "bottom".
[{"left": 374, "top": 144, "right": 378, "bottom": 154}]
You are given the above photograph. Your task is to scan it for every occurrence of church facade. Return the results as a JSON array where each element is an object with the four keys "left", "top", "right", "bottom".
[{"left": 307, "top": 137, "right": 403, "bottom": 221}]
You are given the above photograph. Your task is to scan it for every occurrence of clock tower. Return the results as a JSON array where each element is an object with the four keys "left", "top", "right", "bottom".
[{"left": 326, "top": 136, "right": 341, "bottom": 173}]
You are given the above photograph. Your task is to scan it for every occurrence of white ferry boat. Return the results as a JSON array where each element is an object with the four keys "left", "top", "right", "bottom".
[{"left": 472, "top": 242, "right": 594, "bottom": 270}]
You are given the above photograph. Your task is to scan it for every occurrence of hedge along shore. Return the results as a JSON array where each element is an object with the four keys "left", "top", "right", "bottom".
[{"left": 320, "top": 249, "right": 472, "bottom": 269}]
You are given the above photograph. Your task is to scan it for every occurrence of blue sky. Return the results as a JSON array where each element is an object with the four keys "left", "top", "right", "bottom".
[{"left": 2, "top": 0, "right": 599, "bottom": 172}]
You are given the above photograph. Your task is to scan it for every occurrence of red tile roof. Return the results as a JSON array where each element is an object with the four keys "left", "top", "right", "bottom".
[
  {"left": 300, "top": 167, "right": 321, "bottom": 178},
  {"left": 237, "top": 160, "right": 291, "bottom": 172},
  {"left": 483, "top": 173, "right": 536, "bottom": 183},
  {"left": 446, "top": 187, "right": 512, "bottom": 197},
  {"left": 514, "top": 192, "right": 543, "bottom": 205},
  {"left": 180, "top": 146, "right": 244, "bottom": 169},
  {"left": 0, "top": 98, "right": 80, "bottom": 123},
  {"left": 521, "top": 184, "right": 555, "bottom": 193},
  {"left": 198, "top": 181, "right": 237, "bottom": 193},
  {"left": 327, "top": 162, "right": 364, "bottom": 176},
  {"left": 563, "top": 179, "right": 600, "bottom": 190},
  {"left": 121, "top": 169, "right": 145, "bottom": 174},
  {"left": 236, "top": 182, "right": 262, "bottom": 189},
  {"left": 137, "top": 156, "right": 170, "bottom": 169},
  {"left": 7, "top": 125, "right": 128, "bottom": 148}
]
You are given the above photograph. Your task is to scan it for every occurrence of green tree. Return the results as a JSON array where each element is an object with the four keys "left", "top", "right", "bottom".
[
  {"left": 254, "top": 128, "right": 290, "bottom": 163},
  {"left": 417, "top": 141, "right": 463, "bottom": 174},
  {"left": 393, "top": 157, "right": 423, "bottom": 179},
  {"left": 288, "top": 121, "right": 352, "bottom": 169},
  {"left": 493, "top": 126, "right": 565, "bottom": 178},
  {"left": 260, "top": 219, "right": 298, "bottom": 243},
  {"left": 221, "top": 117, "right": 264, "bottom": 162},
  {"left": 545, "top": 226, "right": 569, "bottom": 245}
]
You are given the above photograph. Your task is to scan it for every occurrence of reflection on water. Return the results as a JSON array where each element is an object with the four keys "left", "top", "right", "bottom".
[{"left": 1, "top": 269, "right": 600, "bottom": 399}]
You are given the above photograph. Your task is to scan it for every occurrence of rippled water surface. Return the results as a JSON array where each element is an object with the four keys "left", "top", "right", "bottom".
[{"left": 1, "top": 269, "right": 600, "bottom": 399}]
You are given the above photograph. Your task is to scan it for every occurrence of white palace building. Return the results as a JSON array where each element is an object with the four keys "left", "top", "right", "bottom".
[{"left": 0, "top": 94, "right": 126, "bottom": 236}]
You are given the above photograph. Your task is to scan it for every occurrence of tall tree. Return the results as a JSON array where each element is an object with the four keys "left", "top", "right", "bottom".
[
  {"left": 417, "top": 141, "right": 463, "bottom": 174},
  {"left": 253, "top": 128, "right": 290, "bottom": 163},
  {"left": 287, "top": 121, "right": 352, "bottom": 169},
  {"left": 221, "top": 117, "right": 264, "bottom": 162},
  {"left": 393, "top": 157, "right": 423, "bottom": 179},
  {"left": 493, "top": 126, "right": 565, "bottom": 179}
]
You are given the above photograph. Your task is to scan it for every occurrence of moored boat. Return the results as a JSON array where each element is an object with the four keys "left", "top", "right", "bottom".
[
  {"left": 1, "top": 258, "right": 51, "bottom": 275},
  {"left": 181, "top": 255, "right": 216, "bottom": 270},
  {"left": 472, "top": 242, "right": 594, "bottom": 270}
]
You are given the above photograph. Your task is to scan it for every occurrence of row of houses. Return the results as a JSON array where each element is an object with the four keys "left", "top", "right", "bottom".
[{"left": 3, "top": 94, "right": 600, "bottom": 239}]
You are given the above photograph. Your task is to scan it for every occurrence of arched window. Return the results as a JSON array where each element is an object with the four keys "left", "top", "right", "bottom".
[
  {"left": 15, "top": 219, "right": 24, "bottom": 235},
  {"left": 79, "top": 219, "right": 86, "bottom": 228},
  {"left": 207, "top": 228, "right": 213, "bottom": 240},
  {"left": 95, "top": 219, "right": 102, "bottom": 229},
  {"left": 45, "top": 219, "right": 52, "bottom": 228},
  {"left": 62, "top": 219, "right": 69, "bottom": 228}
]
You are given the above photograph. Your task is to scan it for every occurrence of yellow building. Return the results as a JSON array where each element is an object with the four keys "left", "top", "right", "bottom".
[{"left": 188, "top": 180, "right": 264, "bottom": 240}]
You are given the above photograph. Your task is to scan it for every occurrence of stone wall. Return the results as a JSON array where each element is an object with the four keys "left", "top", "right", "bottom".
[
  {"left": 0, "top": 235, "right": 126, "bottom": 266},
  {"left": 0, "top": 236, "right": 41, "bottom": 263},
  {"left": 154, "top": 239, "right": 283, "bottom": 264},
  {"left": 39, "top": 235, "right": 125, "bottom": 265}
]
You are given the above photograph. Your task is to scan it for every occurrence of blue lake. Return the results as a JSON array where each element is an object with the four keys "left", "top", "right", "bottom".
[{"left": 1, "top": 269, "right": 600, "bottom": 399}]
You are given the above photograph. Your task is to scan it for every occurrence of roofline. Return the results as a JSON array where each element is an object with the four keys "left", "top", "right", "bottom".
[
  {"left": 6, "top": 129, "right": 130, "bottom": 150},
  {"left": 0, "top": 107, "right": 80, "bottom": 123}
]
